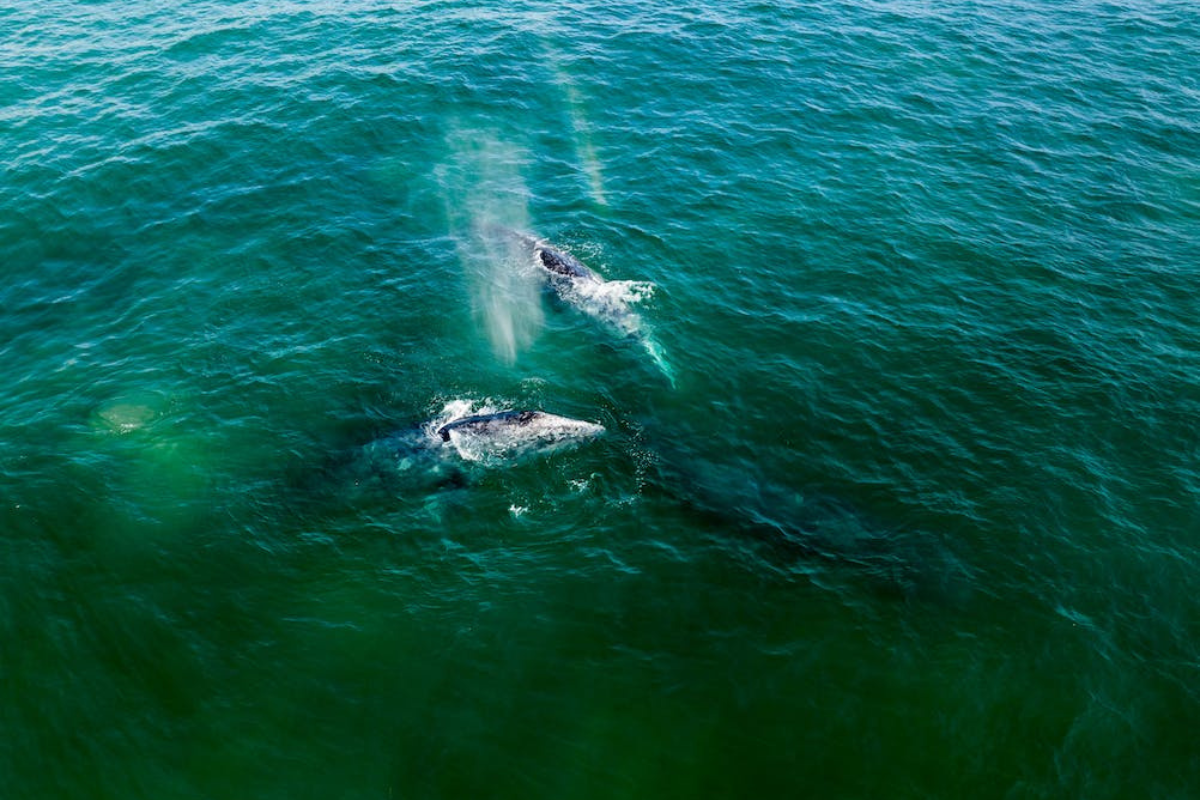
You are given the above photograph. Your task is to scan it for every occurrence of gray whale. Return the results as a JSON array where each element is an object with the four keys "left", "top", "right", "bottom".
[
  {"left": 328, "top": 408, "right": 605, "bottom": 498},
  {"left": 487, "top": 225, "right": 675, "bottom": 384}
]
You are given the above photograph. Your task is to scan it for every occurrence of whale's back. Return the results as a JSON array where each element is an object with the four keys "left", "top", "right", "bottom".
[{"left": 437, "top": 410, "right": 604, "bottom": 462}]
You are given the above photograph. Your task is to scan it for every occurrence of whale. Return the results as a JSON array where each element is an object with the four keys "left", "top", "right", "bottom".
[
  {"left": 502, "top": 228, "right": 634, "bottom": 317},
  {"left": 486, "top": 225, "right": 675, "bottom": 385},
  {"left": 525, "top": 234, "right": 603, "bottom": 284},
  {"left": 435, "top": 409, "right": 605, "bottom": 462},
  {"left": 324, "top": 408, "right": 605, "bottom": 499}
]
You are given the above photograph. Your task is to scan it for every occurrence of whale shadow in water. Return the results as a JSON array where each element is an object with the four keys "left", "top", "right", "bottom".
[{"left": 640, "top": 446, "right": 975, "bottom": 606}]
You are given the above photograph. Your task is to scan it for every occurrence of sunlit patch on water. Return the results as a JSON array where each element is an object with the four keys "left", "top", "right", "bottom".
[{"left": 90, "top": 391, "right": 170, "bottom": 433}]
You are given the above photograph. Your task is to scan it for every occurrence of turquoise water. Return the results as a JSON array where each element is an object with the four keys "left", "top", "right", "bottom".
[{"left": 3, "top": 1, "right": 1199, "bottom": 797}]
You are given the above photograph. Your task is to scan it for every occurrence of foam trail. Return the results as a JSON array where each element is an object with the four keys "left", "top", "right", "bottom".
[
  {"left": 545, "top": 252, "right": 675, "bottom": 386},
  {"left": 641, "top": 334, "right": 676, "bottom": 388},
  {"left": 570, "top": 275, "right": 675, "bottom": 386}
]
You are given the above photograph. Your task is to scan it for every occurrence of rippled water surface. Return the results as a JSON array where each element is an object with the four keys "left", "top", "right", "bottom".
[{"left": 3, "top": 2, "right": 1199, "bottom": 797}]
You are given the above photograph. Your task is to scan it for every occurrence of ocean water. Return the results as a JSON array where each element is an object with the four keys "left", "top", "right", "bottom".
[{"left": 3, "top": 1, "right": 1199, "bottom": 797}]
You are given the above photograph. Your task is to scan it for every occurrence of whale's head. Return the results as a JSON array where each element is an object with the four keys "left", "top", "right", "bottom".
[{"left": 536, "top": 246, "right": 593, "bottom": 280}]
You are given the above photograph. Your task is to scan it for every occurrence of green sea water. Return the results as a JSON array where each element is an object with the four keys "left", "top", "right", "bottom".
[{"left": 3, "top": 1, "right": 1199, "bottom": 797}]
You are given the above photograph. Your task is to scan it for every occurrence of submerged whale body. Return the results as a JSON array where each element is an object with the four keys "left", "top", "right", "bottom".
[{"left": 642, "top": 449, "right": 974, "bottom": 605}]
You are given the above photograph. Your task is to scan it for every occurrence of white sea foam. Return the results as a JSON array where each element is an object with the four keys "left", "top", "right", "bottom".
[{"left": 550, "top": 265, "right": 676, "bottom": 386}]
